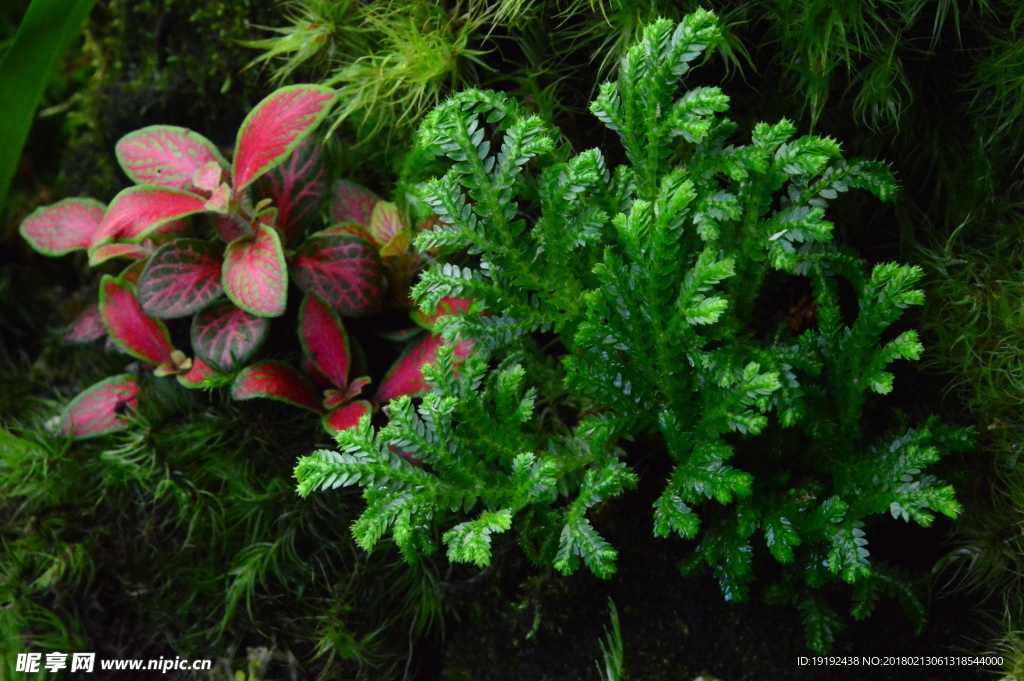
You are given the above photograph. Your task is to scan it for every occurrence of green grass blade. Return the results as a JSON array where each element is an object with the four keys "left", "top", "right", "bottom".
[{"left": 0, "top": 0, "right": 95, "bottom": 217}]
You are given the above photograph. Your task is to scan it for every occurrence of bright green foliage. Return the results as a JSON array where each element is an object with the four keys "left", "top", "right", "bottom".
[
  {"left": 0, "top": 378, "right": 443, "bottom": 678},
  {"left": 242, "top": 0, "right": 495, "bottom": 151},
  {"left": 296, "top": 348, "right": 629, "bottom": 575},
  {"left": 920, "top": 225, "right": 1024, "bottom": 675},
  {"left": 294, "top": 12, "right": 973, "bottom": 651},
  {"left": 596, "top": 597, "right": 624, "bottom": 681},
  {"left": 0, "top": 0, "right": 95, "bottom": 215}
]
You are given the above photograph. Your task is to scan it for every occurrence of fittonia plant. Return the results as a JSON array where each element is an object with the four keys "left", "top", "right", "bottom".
[{"left": 19, "top": 85, "right": 472, "bottom": 439}]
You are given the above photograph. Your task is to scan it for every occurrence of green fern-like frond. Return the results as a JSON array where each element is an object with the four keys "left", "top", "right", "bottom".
[{"left": 298, "top": 11, "right": 971, "bottom": 652}]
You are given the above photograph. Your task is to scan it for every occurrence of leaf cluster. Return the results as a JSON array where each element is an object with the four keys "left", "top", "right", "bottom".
[{"left": 296, "top": 11, "right": 974, "bottom": 651}]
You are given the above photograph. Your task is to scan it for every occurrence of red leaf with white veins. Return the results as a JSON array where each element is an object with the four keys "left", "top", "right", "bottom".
[
  {"left": 88, "top": 242, "right": 153, "bottom": 266},
  {"left": 223, "top": 222, "right": 288, "bottom": 317},
  {"left": 19, "top": 198, "right": 105, "bottom": 256},
  {"left": 192, "top": 161, "right": 224, "bottom": 192},
  {"left": 177, "top": 357, "right": 232, "bottom": 389},
  {"left": 232, "top": 85, "right": 336, "bottom": 193},
  {"left": 330, "top": 180, "right": 378, "bottom": 226},
  {"left": 152, "top": 217, "right": 191, "bottom": 239},
  {"left": 322, "top": 400, "right": 371, "bottom": 434},
  {"left": 115, "top": 125, "right": 228, "bottom": 191},
  {"left": 346, "top": 375, "right": 371, "bottom": 400},
  {"left": 100, "top": 275, "right": 178, "bottom": 367},
  {"left": 321, "top": 221, "right": 374, "bottom": 242},
  {"left": 60, "top": 374, "right": 140, "bottom": 439},
  {"left": 191, "top": 300, "right": 270, "bottom": 372},
  {"left": 375, "top": 334, "right": 474, "bottom": 403},
  {"left": 255, "top": 138, "right": 327, "bottom": 242},
  {"left": 63, "top": 303, "right": 106, "bottom": 344},
  {"left": 137, "top": 239, "right": 224, "bottom": 318},
  {"left": 298, "top": 292, "right": 352, "bottom": 390},
  {"left": 290, "top": 232, "right": 384, "bottom": 317},
  {"left": 231, "top": 361, "right": 324, "bottom": 412},
  {"left": 92, "top": 186, "right": 207, "bottom": 247},
  {"left": 323, "top": 375, "right": 371, "bottom": 409},
  {"left": 204, "top": 184, "right": 232, "bottom": 213}
]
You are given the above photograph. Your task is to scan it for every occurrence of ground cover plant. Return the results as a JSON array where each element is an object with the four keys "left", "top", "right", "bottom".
[
  {"left": 3, "top": 0, "right": 1022, "bottom": 677},
  {"left": 295, "top": 10, "right": 974, "bottom": 653},
  {"left": 17, "top": 82, "right": 474, "bottom": 442}
]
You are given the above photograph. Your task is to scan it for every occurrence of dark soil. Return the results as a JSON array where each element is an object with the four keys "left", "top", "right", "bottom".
[
  {"left": 437, "top": 520, "right": 996, "bottom": 681},
  {"left": 433, "top": 440, "right": 997, "bottom": 681}
]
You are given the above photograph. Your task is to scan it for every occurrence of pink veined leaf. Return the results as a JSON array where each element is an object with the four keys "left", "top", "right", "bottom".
[
  {"left": 151, "top": 217, "right": 192, "bottom": 240},
  {"left": 320, "top": 221, "right": 374, "bottom": 242},
  {"left": 88, "top": 242, "right": 153, "bottom": 266},
  {"left": 375, "top": 334, "right": 475, "bottom": 403},
  {"left": 60, "top": 374, "right": 140, "bottom": 439},
  {"left": 303, "top": 344, "right": 371, "bottom": 389},
  {"left": 322, "top": 389, "right": 345, "bottom": 410},
  {"left": 330, "top": 180, "right": 378, "bottom": 226},
  {"left": 369, "top": 201, "right": 409, "bottom": 255},
  {"left": 314, "top": 331, "right": 367, "bottom": 381},
  {"left": 322, "top": 400, "right": 372, "bottom": 434},
  {"left": 177, "top": 357, "right": 232, "bottom": 389},
  {"left": 63, "top": 303, "right": 106, "bottom": 344},
  {"left": 231, "top": 360, "right": 324, "bottom": 412},
  {"left": 232, "top": 85, "right": 337, "bottom": 193},
  {"left": 322, "top": 376, "right": 371, "bottom": 409},
  {"left": 290, "top": 232, "right": 385, "bottom": 317},
  {"left": 91, "top": 186, "right": 207, "bottom": 248},
  {"left": 19, "top": 198, "right": 106, "bottom": 256},
  {"left": 253, "top": 206, "right": 279, "bottom": 233},
  {"left": 136, "top": 239, "right": 224, "bottom": 318},
  {"left": 204, "top": 184, "right": 232, "bottom": 213},
  {"left": 222, "top": 221, "right": 288, "bottom": 317},
  {"left": 254, "top": 138, "right": 328, "bottom": 243},
  {"left": 298, "top": 291, "right": 352, "bottom": 391},
  {"left": 345, "top": 375, "right": 371, "bottom": 400},
  {"left": 192, "top": 161, "right": 224, "bottom": 192},
  {"left": 303, "top": 358, "right": 334, "bottom": 391},
  {"left": 99, "top": 275, "right": 177, "bottom": 367},
  {"left": 191, "top": 299, "right": 270, "bottom": 373},
  {"left": 116, "top": 125, "right": 228, "bottom": 191}
]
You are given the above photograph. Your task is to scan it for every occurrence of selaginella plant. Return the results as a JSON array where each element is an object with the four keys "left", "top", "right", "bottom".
[
  {"left": 294, "top": 10, "right": 975, "bottom": 651},
  {"left": 19, "top": 85, "right": 468, "bottom": 440}
]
